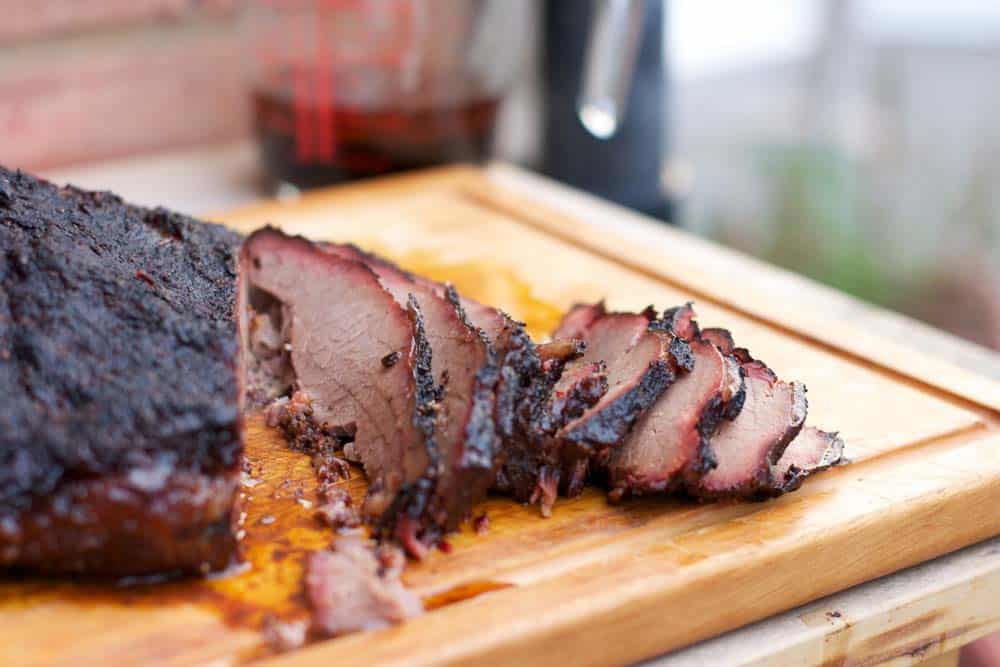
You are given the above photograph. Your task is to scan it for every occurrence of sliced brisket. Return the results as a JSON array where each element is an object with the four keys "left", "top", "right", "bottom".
[
  {"left": 556, "top": 308, "right": 690, "bottom": 467},
  {"left": 706, "top": 325, "right": 846, "bottom": 495},
  {"left": 552, "top": 301, "right": 608, "bottom": 340},
  {"left": 691, "top": 341, "right": 809, "bottom": 499},
  {"left": 306, "top": 538, "right": 422, "bottom": 637},
  {"left": 772, "top": 426, "right": 845, "bottom": 494},
  {"left": 607, "top": 305, "right": 744, "bottom": 500},
  {"left": 314, "top": 243, "right": 596, "bottom": 531},
  {"left": 317, "top": 252, "right": 602, "bottom": 520},
  {"left": 241, "top": 229, "right": 438, "bottom": 531},
  {"left": 0, "top": 166, "right": 243, "bottom": 576},
  {"left": 495, "top": 306, "right": 690, "bottom": 514},
  {"left": 323, "top": 243, "right": 501, "bottom": 555}
]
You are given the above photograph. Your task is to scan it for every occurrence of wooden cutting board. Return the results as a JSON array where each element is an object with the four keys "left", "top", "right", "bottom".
[{"left": 3, "top": 165, "right": 998, "bottom": 667}]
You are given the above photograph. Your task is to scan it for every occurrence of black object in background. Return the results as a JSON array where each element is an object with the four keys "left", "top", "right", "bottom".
[{"left": 541, "top": 0, "right": 669, "bottom": 221}]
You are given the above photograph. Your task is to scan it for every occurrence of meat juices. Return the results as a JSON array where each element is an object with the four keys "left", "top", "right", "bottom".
[{"left": 0, "top": 167, "right": 243, "bottom": 576}]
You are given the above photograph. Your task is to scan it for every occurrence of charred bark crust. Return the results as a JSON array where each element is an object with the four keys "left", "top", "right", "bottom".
[
  {"left": 387, "top": 288, "right": 503, "bottom": 554},
  {"left": 378, "top": 296, "right": 443, "bottom": 555},
  {"left": 561, "top": 360, "right": 676, "bottom": 455},
  {"left": 0, "top": 166, "right": 243, "bottom": 575},
  {"left": 441, "top": 286, "right": 501, "bottom": 523},
  {"left": 490, "top": 325, "right": 604, "bottom": 507}
]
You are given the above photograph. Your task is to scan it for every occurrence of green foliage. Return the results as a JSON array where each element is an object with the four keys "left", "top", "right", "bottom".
[{"left": 756, "top": 142, "right": 907, "bottom": 308}]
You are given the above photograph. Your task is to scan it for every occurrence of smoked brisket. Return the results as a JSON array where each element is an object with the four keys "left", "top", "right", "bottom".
[
  {"left": 320, "top": 242, "right": 500, "bottom": 556},
  {"left": 772, "top": 426, "right": 846, "bottom": 494},
  {"left": 0, "top": 167, "right": 243, "bottom": 575},
  {"left": 496, "top": 305, "right": 691, "bottom": 514},
  {"left": 607, "top": 305, "right": 744, "bottom": 499},
  {"left": 692, "top": 331, "right": 810, "bottom": 498}
]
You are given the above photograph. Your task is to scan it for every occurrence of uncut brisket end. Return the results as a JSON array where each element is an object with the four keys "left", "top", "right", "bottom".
[
  {"left": 0, "top": 166, "right": 243, "bottom": 575},
  {"left": 607, "top": 305, "right": 744, "bottom": 500},
  {"left": 242, "top": 229, "right": 438, "bottom": 537}
]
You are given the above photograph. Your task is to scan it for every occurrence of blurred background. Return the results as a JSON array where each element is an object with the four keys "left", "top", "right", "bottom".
[{"left": 1, "top": 0, "right": 997, "bottom": 356}]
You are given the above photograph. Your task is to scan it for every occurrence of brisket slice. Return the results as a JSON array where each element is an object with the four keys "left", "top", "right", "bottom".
[
  {"left": 0, "top": 166, "right": 243, "bottom": 576},
  {"left": 492, "top": 338, "right": 608, "bottom": 514},
  {"left": 557, "top": 309, "right": 690, "bottom": 455},
  {"left": 700, "top": 327, "right": 844, "bottom": 497},
  {"left": 495, "top": 304, "right": 701, "bottom": 514},
  {"left": 321, "top": 242, "right": 499, "bottom": 556},
  {"left": 241, "top": 229, "right": 438, "bottom": 531},
  {"left": 306, "top": 538, "right": 422, "bottom": 637},
  {"left": 691, "top": 335, "right": 809, "bottom": 499},
  {"left": 552, "top": 301, "right": 608, "bottom": 340},
  {"left": 772, "top": 427, "right": 846, "bottom": 494},
  {"left": 606, "top": 305, "right": 745, "bottom": 500}
]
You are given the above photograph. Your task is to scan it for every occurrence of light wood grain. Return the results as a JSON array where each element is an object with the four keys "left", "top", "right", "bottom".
[
  {"left": 3, "top": 166, "right": 998, "bottom": 667},
  {"left": 663, "top": 537, "right": 1000, "bottom": 667}
]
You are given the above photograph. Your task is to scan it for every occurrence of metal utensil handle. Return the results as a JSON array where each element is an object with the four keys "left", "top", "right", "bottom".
[{"left": 577, "top": 0, "right": 645, "bottom": 140}]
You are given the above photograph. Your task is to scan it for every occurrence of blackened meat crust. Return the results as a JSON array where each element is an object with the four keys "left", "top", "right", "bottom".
[
  {"left": 492, "top": 336, "right": 606, "bottom": 511},
  {"left": 0, "top": 166, "right": 243, "bottom": 575},
  {"left": 379, "top": 296, "right": 446, "bottom": 557},
  {"left": 436, "top": 287, "right": 501, "bottom": 524},
  {"left": 560, "top": 361, "right": 676, "bottom": 453}
]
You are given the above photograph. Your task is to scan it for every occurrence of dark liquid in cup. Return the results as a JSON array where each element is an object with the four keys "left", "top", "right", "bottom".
[{"left": 253, "top": 88, "right": 501, "bottom": 189}]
